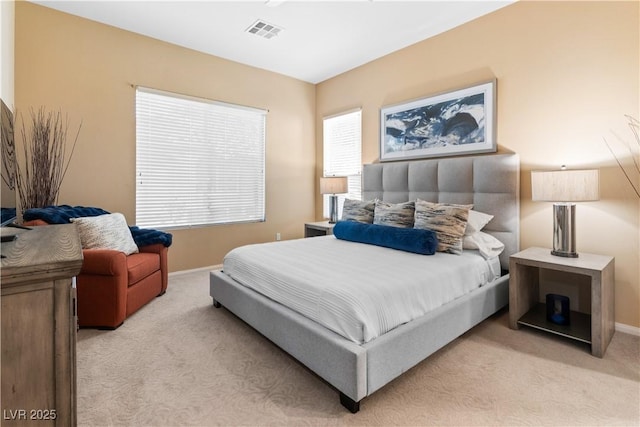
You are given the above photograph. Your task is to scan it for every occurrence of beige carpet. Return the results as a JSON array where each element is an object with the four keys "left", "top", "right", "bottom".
[{"left": 77, "top": 270, "right": 640, "bottom": 426}]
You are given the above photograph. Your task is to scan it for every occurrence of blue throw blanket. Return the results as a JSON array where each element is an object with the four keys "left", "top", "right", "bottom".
[
  {"left": 128, "top": 226, "right": 172, "bottom": 248},
  {"left": 23, "top": 205, "right": 109, "bottom": 223},
  {"left": 24, "top": 205, "right": 172, "bottom": 248}
]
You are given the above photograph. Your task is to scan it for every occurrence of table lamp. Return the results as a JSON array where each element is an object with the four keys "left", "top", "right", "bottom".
[
  {"left": 531, "top": 167, "right": 599, "bottom": 258},
  {"left": 320, "top": 177, "right": 348, "bottom": 224}
]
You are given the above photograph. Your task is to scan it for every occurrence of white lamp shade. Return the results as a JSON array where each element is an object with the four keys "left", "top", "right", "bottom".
[
  {"left": 531, "top": 169, "right": 599, "bottom": 202},
  {"left": 320, "top": 176, "right": 348, "bottom": 195}
]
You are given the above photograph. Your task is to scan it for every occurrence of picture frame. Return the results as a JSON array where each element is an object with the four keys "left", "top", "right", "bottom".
[{"left": 380, "top": 80, "right": 496, "bottom": 162}]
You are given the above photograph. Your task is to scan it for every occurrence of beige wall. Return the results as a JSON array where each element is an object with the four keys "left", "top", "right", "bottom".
[
  {"left": 15, "top": 2, "right": 316, "bottom": 272},
  {"left": 316, "top": 0, "right": 639, "bottom": 328}
]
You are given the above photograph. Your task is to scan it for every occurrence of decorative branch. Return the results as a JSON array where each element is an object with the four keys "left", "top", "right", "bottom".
[
  {"left": 603, "top": 115, "right": 640, "bottom": 198},
  {"left": 15, "top": 108, "right": 81, "bottom": 210}
]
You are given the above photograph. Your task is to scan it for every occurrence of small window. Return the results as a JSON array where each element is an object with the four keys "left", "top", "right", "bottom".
[{"left": 322, "top": 109, "right": 362, "bottom": 218}]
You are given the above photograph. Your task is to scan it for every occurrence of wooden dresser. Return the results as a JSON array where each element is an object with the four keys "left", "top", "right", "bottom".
[{"left": 1, "top": 224, "right": 83, "bottom": 426}]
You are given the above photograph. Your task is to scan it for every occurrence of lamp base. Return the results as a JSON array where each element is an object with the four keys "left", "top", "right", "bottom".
[
  {"left": 329, "top": 195, "right": 338, "bottom": 224},
  {"left": 551, "top": 249, "right": 579, "bottom": 258},
  {"left": 552, "top": 203, "right": 578, "bottom": 258}
]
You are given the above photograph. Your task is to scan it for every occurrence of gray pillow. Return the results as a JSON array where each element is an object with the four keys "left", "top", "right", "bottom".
[
  {"left": 373, "top": 200, "right": 415, "bottom": 228},
  {"left": 341, "top": 198, "right": 375, "bottom": 224},
  {"left": 414, "top": 200, "right": 471, "bottom": 255}
]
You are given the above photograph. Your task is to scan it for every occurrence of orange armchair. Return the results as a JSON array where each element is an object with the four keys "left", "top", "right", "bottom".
[{"left": 25, "top": 219, "right": 169, "bottom": 329}]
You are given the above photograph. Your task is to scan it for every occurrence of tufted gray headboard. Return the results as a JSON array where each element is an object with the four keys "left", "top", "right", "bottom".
[{"left": 362, "top": 153, "right": 520, "bottom": 270}]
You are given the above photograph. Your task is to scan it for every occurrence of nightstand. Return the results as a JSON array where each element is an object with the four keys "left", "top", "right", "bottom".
[
  {"left": 304, "top": 221, "right": 335, "bottom": 238},
  {"left": 509, "top": 247, "right": 615, "bottom": 357}
]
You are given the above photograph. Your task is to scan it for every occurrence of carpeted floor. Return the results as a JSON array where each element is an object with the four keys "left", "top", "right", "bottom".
[{"left": 77, "top": 270, "right": 640, "bottom": 426}]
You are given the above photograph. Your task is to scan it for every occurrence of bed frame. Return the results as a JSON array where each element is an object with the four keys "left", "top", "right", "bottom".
[{"left": 210, "top": 153, "right": 519, "bottom": 413}]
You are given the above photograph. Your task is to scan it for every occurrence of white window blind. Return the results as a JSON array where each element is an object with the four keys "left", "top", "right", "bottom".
[
  {"left": 323, "top": 109, "right": 362, "bottom": 218},
  {"left": 136, "top": 87, "right": 266, "bottom": 229}
]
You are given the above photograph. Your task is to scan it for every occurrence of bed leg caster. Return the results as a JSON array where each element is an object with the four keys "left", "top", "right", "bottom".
[
  {"left": 212, "top": 299, "right": 222, "bottom": 308},
  {"left": 339, "top": 393, "right": 360, "bottom": 413}
]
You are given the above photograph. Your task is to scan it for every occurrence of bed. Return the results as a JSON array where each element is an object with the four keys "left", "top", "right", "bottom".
[{"left": 210, "top": 153, "right": 520, "bottom": 413}]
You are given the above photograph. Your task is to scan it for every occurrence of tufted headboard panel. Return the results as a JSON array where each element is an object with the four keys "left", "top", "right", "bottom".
[{"left": 362, "top": 153, "right": 520, "bottom": 270}]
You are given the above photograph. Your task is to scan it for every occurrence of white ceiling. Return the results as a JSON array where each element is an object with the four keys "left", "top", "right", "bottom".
[{"left": 31, "top": 0, "right": 515, "bottom": 84}]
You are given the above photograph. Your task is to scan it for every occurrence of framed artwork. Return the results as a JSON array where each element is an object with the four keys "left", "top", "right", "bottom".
[{"left": 380, "top": 80, "right": 496, "bottom": 162}]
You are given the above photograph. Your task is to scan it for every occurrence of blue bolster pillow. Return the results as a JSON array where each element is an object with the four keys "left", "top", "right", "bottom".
[{"left": 333, "top": 221, "right": 438, "bottom": 255}]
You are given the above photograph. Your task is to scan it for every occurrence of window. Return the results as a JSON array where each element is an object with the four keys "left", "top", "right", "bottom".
[
  {"left": 322, "top": 109, "right": 362, "bottom": 218},
  {"left": 136, "top": 87, "right": 266, "bottom": 229}
]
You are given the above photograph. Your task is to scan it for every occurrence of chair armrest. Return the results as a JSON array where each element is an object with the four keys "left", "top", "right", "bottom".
[
  {"left": 23, "top": 219, "right": 50, "bottom": 226},
  {"left": 81, "top": 249, "right": 127, "bottom": 276},
  {"left": 138, "top": 243, "right": 165, "bottom": 254},
  {"left": 139, "top": 244, "right": 169, "bottom": 292}
]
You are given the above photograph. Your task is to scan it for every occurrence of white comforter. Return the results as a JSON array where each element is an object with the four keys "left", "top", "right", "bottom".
[{"left": 223, "top": 236, "right": 500, "bottom": 344}]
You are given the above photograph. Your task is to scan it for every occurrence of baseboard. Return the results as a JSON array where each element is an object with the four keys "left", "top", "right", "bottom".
[
  {"left": 169, "top": 264, "right": 222, "bottom": 277},
  {"left": 615, "top": 322, "right": 640, "bottom": 336}
]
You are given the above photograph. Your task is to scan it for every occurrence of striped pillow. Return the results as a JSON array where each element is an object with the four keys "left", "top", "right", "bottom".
[
  {"left": 341, "top": 199, "right": 375, "bottom": 224},
  {"left": 414, "top": 200, "right": 472, "bottom": 254},
  {"left": 373, "top": 200, "right": 415, "bottom": 228}
]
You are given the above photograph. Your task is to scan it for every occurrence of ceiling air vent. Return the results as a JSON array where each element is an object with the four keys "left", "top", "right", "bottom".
[{"left": 246, "top": 19, "right": 283, "bottom": 39}]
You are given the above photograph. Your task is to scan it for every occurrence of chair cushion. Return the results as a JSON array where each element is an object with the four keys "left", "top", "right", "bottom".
[{"left": 126, "top": 252, "right": 160, "bottom": 286}]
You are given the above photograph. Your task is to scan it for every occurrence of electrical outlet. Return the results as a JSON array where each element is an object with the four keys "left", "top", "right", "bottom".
[{"left": 276, "top": 232, "right": 281, "bottom": 241}]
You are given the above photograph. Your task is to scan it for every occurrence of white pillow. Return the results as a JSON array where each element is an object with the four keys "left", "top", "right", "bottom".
[
  {"left": 465, "top": 210, "right": 494, "bottom": 236},
  {"left": 463, "top": 231, "right": 504, "bottom": 259},
  {"left": 71, "top": 213, "right": 139, "bottom": 255}
]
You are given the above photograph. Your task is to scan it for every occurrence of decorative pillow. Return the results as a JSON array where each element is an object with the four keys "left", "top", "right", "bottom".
[
  {"left": 414, "top": 200, "right": 471, "bottom": 255},
  {"left": 373, "top": 201, "right": 415, "bottom": 228},
  {"left": 465, "top": 210, "right": 494, "bottom": 236},
  {"left": 341, "top": 198, "right": 375, "bottom": 224},
  {"left": 71, "top": 213, "right": 139, "bottom": 255},
  {"left": 333, "top": 221, "right": 438, "bottom": 255},
  {"left": 463, "top": 231, "right": 505, "bottom": 259}
]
